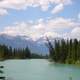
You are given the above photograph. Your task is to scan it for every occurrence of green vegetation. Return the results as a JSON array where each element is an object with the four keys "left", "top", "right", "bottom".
[
  {"left": 31, "top": 53, "right": 48, "bottom": 59},
  {"left": 46, "top": 38, "right": 80, "bottom": 64},
  {"left": 0, "top": 45, "right": 45, "bottom": 60},
  {"left": 0, "top": 45, "right": 31, "bottom": 60}
]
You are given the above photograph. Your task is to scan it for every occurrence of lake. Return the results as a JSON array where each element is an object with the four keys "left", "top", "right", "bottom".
[{"left": 1, "top": 59, "right": 80, "bottom": 80}]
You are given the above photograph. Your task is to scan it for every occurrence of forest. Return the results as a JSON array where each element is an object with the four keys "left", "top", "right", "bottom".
[
  {"left": 0, "top": 45, "right": 46, "bottom": 60},
  {"left": 47, "top": 38, "right": 80, "bottom": 64},
  {"left": 0, "top": 38, "right": 80, "bottom": 65}
]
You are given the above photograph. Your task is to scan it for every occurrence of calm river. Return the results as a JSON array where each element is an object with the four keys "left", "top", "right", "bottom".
[{"left": 1, "top": 59, "right": 80, "bottom": 80}]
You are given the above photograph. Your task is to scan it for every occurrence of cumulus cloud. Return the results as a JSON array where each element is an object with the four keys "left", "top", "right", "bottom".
[
  {"left": 0, "top": 17, "right": 79, "bottom": 41},
  {"left": 0, "top": 8, "right": 8, "bottom": 16},
  {"left": 63, "top": 26, "right": 80, "bottom": 40},
  {"left": 51, "top": 0, "right": 72, "bottom": 14},
  {"left": 0, "top": 0, "right": 72, "bottom": 16},
  {"left": 43, "top": 32, "right": 61, "bottom": 38},
  {"left": 69, "top": 27, "right": 80, "bottom": 40},
  {"left": 51, "top": 4, "right": 64, "bottom": 14},
  {"left": 47, "top": 17, "right": 77, "bottom": 29}
]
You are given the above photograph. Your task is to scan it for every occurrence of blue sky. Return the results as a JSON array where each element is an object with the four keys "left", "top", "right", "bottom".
[{"left": 0, "top": 0, "right": 80, "bottom": 40}]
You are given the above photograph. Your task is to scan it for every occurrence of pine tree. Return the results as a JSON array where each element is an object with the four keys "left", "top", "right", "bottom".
[{"left": 47, "top": 38, "right": 80, "bottom": 64}]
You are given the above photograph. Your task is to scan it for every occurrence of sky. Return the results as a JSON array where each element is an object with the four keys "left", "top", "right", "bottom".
[{"left": 0, "top": 0, "right": 80, "bottom": 41}]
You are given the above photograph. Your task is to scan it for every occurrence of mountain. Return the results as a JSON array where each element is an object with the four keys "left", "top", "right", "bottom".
[{"left": 0, "top": 34, "right": 49, "bottom": 55}]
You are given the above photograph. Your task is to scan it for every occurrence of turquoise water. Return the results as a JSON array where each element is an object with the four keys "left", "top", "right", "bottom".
[{"left": 1, "top": 59, "right": 80, "bottom": 80}]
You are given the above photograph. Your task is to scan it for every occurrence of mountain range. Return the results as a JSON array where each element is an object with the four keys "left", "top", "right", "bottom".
[{"left": 0, "top": 34, "right": 49, "bottom": 55}]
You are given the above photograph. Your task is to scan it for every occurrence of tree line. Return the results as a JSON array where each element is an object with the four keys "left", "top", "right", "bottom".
[
  {"left": 0, "top": 45, "right": 31, "bottom": 60},
  {"left": 0, "top": 44, "right": 46, "bottom": 60},
  {"left": 46, "top": 38, "right": 80, "bottom": 64}
]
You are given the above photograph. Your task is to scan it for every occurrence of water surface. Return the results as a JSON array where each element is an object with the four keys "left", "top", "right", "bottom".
[{"left": 1, "top": 59, "right": 80, "bottom": 80}]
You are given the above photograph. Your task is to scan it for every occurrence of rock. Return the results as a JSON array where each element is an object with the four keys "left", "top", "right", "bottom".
[
  {"left": 0, "top": 70, "right": 4, "bottom": 73},
  {"left": 0, "top": 76, "right": 5, "bottom": 80},
  {"left": 0, "top": 66, "right": 4, "bottom": 68}
]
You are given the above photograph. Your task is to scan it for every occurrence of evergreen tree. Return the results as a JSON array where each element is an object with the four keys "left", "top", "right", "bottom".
[
  {"left": 47, "top": 38, "right": 80, "bottom": 64},
  {"left": 24, "top": 47, "right": 31, "bottom": 58}
]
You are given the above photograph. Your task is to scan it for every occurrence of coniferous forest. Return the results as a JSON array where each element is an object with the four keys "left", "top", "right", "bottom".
[
  {"left": 0, "top": 38, "right": 80, "bottom": 65},
  {"left": 47, "top": 38, "right": 80, "bottom": 64},
  {"left": 0, "top": 45, "right": 46, "bottom": 60},
  {"left": 0, "top": 45, "right": 31, "bottom": 60}
]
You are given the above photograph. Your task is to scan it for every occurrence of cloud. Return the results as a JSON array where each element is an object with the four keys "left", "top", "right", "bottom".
[
  {"left": 0, "top": 17, "right": 80, "bottom": 40},
  {"left": 63, "top": 26, "right": 80, "bottom": 40},
  {"left": 47, "top": 17, "right": 77, "bottom": 29},
  {"left": 69, "top": 27, "right": 80, "bottom": 40},
  {"left": 0, "top": 8, "right": 8, "bottom": 16},
  {"left": 78, "top": 13, "right": 80, "bottom": 19},
  {"left": 43, "top": 32, "right": 61, "bottom": 38},
  {"left": 0, "top": 0, "right": 72, "bottom": 16},
  {"left": 51, "top": 4, "right": 64, "bottom": 14},
  {"left": 51, "top": 0, "right": 72, "bottom": 14}
]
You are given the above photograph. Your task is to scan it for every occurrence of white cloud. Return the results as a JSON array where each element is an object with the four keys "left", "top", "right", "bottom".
[
  {"left": 0, "top": 17, "right": 80, "bottom": 40},
  {"left": 43, "top": 32, "right": 61, "bottom": 38},
  {"left": 0, "top": 0, "right": 72, "bottom": 16},
  {"left": 51, "top": 4, "right": 64, "bottom": 14},
  {"left": 47, "top": 17, "right": 77, "bottom": 29},
  {"left": 63, "top": 27, "right": 80, "bottom": 40},
  {"left": 78, "top": 13, "right": 80, "bottom": 19},
  {"left": 69, "top": 27, "right": 80, "bottom": 39},
  {"left": 51, "top": 0, "right": 72, "bottom": 14},
  {"left": 0, "top": 8, "right": 8, "bottom": 16}
]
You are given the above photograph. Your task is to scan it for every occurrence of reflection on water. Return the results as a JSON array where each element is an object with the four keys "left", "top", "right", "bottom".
[{"left": 0, "top": 59, "right": 80, "bottom": 80}]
